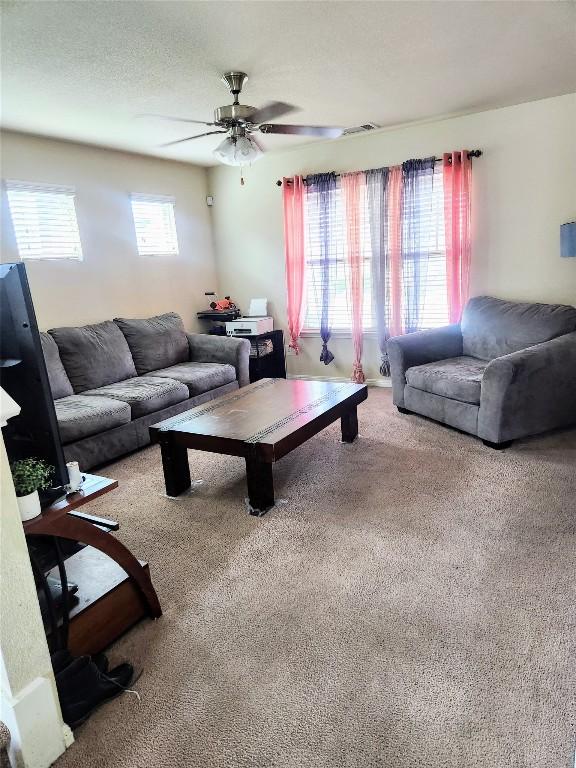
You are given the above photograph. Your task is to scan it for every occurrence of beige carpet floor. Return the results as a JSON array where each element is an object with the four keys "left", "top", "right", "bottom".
[{"left": 56, "top": 388, "right": 575, "bottom": 768}]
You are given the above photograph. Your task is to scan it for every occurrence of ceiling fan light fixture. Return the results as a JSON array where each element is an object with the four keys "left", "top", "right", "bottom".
[{"left": 213, "top": 135, "right": 262, "bottom": 166}]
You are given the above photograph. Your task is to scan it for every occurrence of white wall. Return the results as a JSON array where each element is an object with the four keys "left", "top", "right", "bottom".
[
  {"left": 1, "top": 391, "right": 71, "bottom": 768},
  {"left": 1, "top": 132, "right": 218, "bottom": 331},
  {"left": 208, "top": 94, "right": 576, "bottom": 380}
]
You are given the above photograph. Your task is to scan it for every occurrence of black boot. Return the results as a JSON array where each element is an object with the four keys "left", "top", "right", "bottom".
[
  {"left": 55, "top": 656, "right": 134, "bottom": 728},
  {"left": 51, "top": 649, "right": 108, "bottom": 676}
]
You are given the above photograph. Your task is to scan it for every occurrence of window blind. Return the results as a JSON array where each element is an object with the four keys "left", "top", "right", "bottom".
[
  {"left": 130, "top": 194, "right": 179, "bottom": 256},
  {"left": 304, "top": 184, "right": 375, "bottom": 331},
  {"left": 401, "top": 172, "right": 449, "bottom": 330},
  {"left": 5, "top": 181, "right": 83, "bottom": 261},
  {"left": 303, "top": 172, "right": 448, "bottom": 333}
]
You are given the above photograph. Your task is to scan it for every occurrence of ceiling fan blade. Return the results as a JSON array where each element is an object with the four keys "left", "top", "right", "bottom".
[
  {"left": 138, "top": 113, "right": 215, "bottom": 126},
  {"left": 159, "top": 130, "right": 227, "bottom": 148},
  {"left": 249, "top": 101, "right": 297, "bottom": 124},
  {"left": 259, "top": 124, "right": 343, "bottom": 138}
]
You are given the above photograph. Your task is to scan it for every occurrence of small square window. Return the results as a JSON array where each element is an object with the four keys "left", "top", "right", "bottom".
[
  {"left": 131, "top": 194, "right": 179, "bottom": 256},
  {"left": 5, "top": 180, "right": 83, "bottom": 261}
]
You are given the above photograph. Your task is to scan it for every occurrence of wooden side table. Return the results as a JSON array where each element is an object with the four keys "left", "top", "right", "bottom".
[{"left": 24, "top": 474, "right": 161, "bottom": 652}]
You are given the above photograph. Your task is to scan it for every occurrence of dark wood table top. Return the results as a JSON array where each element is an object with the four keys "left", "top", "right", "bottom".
[
  {"left": 23, "top": 474, "right": 118, "bottom": 535},
  {"left": 150, "top": 378, "right": 368, "bottom": 461}
]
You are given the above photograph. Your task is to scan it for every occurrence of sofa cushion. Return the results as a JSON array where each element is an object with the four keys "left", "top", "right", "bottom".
[
  {"left": 54, "top": 395, "right": 131, "bottom": 444},
  {"left": 406, "top": 356, "right": 488, "bottom": 405},
  {"left": 49, "top": 321, "right": 137, "bottom": 393},
  {"left": 114, "top": 313, "right": 189, "bottom": 375},
  {"left": 149, "top": 361, "right": 237, "bottom": 396},
  {"left": 404, "top": 386, "right": 479, "bottom": 436},
  {"left": 83, "top": 376, "right": 188, "bottom": 418},
  {"left": 462, "top": 296, "right": 576, "bottom": 360},
  {"left": 40, "top": 332, "right": 74, "bottom": 400}
]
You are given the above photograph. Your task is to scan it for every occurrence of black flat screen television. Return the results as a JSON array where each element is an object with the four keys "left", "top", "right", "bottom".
[{"left": 0, "top": 262, "right": 69, "bottom": 500}]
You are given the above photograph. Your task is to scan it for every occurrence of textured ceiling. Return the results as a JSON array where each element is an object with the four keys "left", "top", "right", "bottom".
[{"left": 1, "top": 1, "right": 575, "bottom": 167}]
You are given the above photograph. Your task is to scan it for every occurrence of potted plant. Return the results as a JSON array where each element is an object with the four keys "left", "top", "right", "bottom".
[{"left": 10, "top": 458, "right": 53, "bottom": 521}]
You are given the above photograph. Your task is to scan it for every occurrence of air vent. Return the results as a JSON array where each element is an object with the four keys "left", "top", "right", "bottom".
[{"left": 343, "top": 123, "right": 380, "bottom": 136}]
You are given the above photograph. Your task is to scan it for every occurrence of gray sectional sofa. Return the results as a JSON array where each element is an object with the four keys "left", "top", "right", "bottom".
[
  {"left": 388, "top": 296, "right": 576, "bottom": 447},
  {"left": 41, "top": 312, "right": 250, "bottom": 469}
]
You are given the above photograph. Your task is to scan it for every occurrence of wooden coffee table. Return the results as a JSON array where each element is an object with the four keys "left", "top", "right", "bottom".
[{"left": 149, "top": 378, "right": 368, "bottom": 515}]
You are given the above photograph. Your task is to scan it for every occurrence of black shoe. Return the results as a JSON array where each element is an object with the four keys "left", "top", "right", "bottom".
[
  {"left": 51, "top": 649, "right": 108, "bottom": 676},
  {"left": 55, "top": 656, "right": 135, "bottom": 729}
]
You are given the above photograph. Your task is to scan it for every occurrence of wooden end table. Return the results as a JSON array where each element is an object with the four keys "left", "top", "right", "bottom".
[{"left": 24, "top": 474, "right": 161, "bottom": 649}]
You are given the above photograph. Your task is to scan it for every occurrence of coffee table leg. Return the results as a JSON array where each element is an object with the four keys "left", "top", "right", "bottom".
[
  {"left": 160, "top": 439, "right": 191, "bottom": 496},
  {"left": 245, "top": 458, "right": 275, "bottom": 515},
  {"left": 341, "top": 406, "right": 359, "bottom": 443}
]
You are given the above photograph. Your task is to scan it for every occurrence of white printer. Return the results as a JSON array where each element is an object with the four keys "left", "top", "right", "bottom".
[
  {"left": 225, "top": 298, "right": 273, "bottom": 336},
  {"left": 225, "top": 316, "right": 273, "bottom": 336}
]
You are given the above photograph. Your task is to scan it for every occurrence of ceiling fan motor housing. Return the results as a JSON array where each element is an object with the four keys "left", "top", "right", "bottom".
[{"left": 214, "top": 103, "right": 255, "bottom": 125}]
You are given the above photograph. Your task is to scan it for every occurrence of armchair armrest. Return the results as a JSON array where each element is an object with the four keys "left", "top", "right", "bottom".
[
  {"left": 186, "top": 333, "right": 251, "bottom": 388},
  {"left": 387, "top": 325, "right": 463, "bottom": 406},
  {"left": 478, "top": 331, "right": 576, "bottom": 443}
]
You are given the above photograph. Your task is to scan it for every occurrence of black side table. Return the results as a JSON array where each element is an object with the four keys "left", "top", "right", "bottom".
[{"left": 233, "top": 329, "right": 286, "bottom": 383}]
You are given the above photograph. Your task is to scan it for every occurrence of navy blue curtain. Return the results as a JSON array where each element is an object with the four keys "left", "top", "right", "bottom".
[
  {"left": 401, "top": 157, "right": 437, "bottom": 333},
  {"left": 307, "top": 172, "right": 337, "bottom": 365}
]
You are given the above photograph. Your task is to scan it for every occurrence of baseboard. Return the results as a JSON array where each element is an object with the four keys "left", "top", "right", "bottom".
[{"left": 287, "top": 374, "right": 391, "bottom": 388}]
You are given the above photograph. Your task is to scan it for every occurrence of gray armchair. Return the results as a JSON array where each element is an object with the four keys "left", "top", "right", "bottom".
[{"left": 387, "top": 296, "right": 576, "bottom": 448}]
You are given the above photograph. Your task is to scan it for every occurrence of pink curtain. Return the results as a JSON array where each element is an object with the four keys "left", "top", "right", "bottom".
[
  {"left": 443, "top": 151, "right": 472, "bottom": 323},
  {"left": 342, "top": 172, "right": 366, "bottom": 384},
  {"left": 387, "top": 166, "right": 404, "bottom": 336},
  {"left": 282, "top": 176, "right": 306, "bottom": 353}
]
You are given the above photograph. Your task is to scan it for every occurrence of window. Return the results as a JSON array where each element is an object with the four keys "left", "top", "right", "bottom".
[
  {"left": 401, "top": 171, "right": 449, "bottom": 330},
  {"left": 302, "top": 172, "right": 448, "bottom": 333},
  {"left": 5, "top": 181, "right": 83, "bottom": 261},
  {"left": 304, "top": 185, "right": 375, "bottom": 332},
  {"left": 131, "top": 194, "right": 179, "bottom": 256}
]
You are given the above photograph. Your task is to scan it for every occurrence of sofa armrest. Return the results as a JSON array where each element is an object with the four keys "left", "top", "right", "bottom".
[
  {"left": 186, "top": 333, "right": 251, "bottom": 388},
  {"left": 478, "top": 331, "right": 576, "bottom": 443},
  {"left": 387, "top": 325, "right": 463, "bottom": 407}
]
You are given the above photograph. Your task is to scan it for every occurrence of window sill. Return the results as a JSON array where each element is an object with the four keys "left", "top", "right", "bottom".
[
  {"left": 300, "top": 329, "right": 378, "bottom": 339},
  {"left": 20, "top": 256, "right": 83, "bottom": 262}
]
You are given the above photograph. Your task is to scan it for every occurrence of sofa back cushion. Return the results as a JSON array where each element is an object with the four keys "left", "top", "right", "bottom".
[
  {"left": 114, "top": 312, "right": 189, "bottom": 375},
  {"left": 462, "top": 295, "right": 576, "bottom": 360},
  {"left": 49, "top": 321, "right": 137, "bottom": 393},
  {"left": 40, "top": 332, "right": 74, "bottom": 399}
]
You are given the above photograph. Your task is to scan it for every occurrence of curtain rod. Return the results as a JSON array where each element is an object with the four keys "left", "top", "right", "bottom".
[{"left": 275, "top": 150, "right": 482, "bottom": 186}]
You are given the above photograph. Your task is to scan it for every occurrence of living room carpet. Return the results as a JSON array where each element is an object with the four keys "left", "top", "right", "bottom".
[{"left": 55, "top": 388, "right": 575, "bottom": 768}]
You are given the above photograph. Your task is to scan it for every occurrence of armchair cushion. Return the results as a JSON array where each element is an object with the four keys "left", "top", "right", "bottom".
[
  {"left": 114, "top": 312, "right": 189, "bottom": 375},
  {"left": 149, "top": 361, "right": 236, "bottom": 396},
  {"left": 387, "top": 324, "right": 463, "bottom": 407},
  {"left": 462, "top": 296, "right": 576, "bottom": 360},
  {"left": 405, "top": 356, "right": 488, "bottom": 405}
]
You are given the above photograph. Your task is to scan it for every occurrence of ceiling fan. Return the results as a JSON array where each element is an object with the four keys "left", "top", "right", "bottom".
[{"left": 146, "top": 72, "right": 344, "bottom": 166}]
